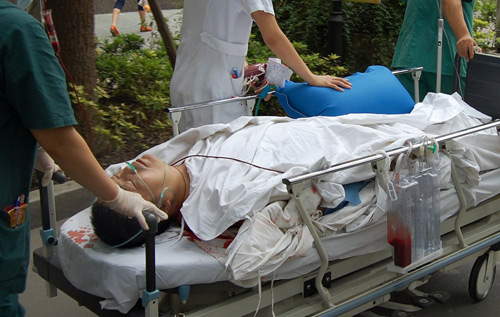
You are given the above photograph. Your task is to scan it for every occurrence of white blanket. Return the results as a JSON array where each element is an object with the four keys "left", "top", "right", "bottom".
[{"left": 103, "top": 93, "right": 499, "bottom": 288}]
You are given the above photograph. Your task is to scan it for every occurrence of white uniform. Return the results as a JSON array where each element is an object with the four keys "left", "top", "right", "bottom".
[{"left": 170, "top": 0, "right": 274, "bottom": 132}]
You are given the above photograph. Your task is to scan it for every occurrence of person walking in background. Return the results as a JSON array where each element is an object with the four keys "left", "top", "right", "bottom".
[
  {"left": 392, "top": 0, "right": 480, "bottom": 101},
  {"left": 110, "top": 0, "right": 153, "bottom": 36},
  {"left": 170, "top": 0, "right": 352, "bottom": 133},
  {"left": 0, "top": 1, "right": 166, "bottom": 315}
]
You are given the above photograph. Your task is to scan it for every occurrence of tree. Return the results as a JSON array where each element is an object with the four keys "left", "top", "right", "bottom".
[{"left": 46, "top": 0, "right": 97, "bottom": 144}]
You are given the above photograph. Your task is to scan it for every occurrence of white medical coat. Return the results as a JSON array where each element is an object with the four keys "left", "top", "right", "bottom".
[{"left": 170, "top": 0, "right": 274, "bottom": 132}]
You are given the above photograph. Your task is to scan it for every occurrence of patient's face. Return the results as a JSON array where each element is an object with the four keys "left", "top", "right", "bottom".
[{"left": 112, "top": 155, "right": 176, "bottom": 213}]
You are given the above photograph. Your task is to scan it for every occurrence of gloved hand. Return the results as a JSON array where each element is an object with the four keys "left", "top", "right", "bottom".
[
  {"left": 34, "top": 147, "right": 61, "bottom": 187},
  {"left": 102, "top": 185, "right": 168, "bottom": 230}
]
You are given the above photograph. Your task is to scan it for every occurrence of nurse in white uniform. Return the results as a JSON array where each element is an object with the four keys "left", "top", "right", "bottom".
[{"left": 170, "top": 0, "right": 352, "bottom": 133}]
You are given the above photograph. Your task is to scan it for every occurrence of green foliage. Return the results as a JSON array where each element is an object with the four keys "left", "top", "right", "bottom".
[
  {"left": 90, "top": 34, "right": 173, "bottom": 149},
  {"left": 342, "top": 0, "right": 406, "bottom": 72},
  {"left": 272, "top": 0, "right": 333, "bottom": 54},
  {"left": 272, "top": 0, "right": 406, "bottom": 73},
  {"left": 473, "top": 0, "right": 498, "bottom": 51}
]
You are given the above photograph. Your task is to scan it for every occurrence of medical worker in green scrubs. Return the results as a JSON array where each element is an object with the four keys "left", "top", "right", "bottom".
[
  {"left": 392, "top": 0, "right": 479, "bottom": 101},
  {"left": 0, "top": 1, "right": 167, "bottom": 315}
]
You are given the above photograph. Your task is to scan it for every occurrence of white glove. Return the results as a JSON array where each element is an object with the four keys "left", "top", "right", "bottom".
[
  {"left": 102, "top": 185, "right": 168, "bottom": 230},
  {"left": 34, "top": 147, "right": 61, "bottom": 187}
]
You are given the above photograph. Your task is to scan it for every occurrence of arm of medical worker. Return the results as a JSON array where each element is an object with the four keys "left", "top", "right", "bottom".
[
  {"left": 442, "top": 0, "right": 479, "bottom": 62},
  {"left": 251, "top": 10, "right": 352, "bottom": 92},
  {"left": 31, "top": 126, "right": 167, "bottom": 230}
]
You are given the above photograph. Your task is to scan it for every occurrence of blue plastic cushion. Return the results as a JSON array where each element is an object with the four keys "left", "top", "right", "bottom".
[{"left": 276, "top": 65, "right": 415, "bottom": 118}]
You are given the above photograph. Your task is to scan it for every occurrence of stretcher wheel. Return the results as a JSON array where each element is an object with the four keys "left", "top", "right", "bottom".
[
  {"left": 428, "top": 290, "right": 450, "bottom": 303},
  {"left": 410, "top": 296, "right": 435, "bottom": 308},
  {"left": 391, "top": 310, "right": 414, "bottom": 317},
  {"left": 468, "top": 252, "right": 496, "bottom": 302}
]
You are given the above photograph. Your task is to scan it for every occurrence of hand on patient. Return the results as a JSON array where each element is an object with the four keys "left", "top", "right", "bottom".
[
  {"left": 307, "top": 74, "right": 352, "bottom": 92},
  {"left": 101, "top": 185, "right": 168, "bottom": 230}
]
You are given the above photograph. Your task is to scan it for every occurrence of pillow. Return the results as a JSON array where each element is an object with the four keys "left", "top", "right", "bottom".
[{"left": 275, "top": 65, "right": 415, "bottom": 118}]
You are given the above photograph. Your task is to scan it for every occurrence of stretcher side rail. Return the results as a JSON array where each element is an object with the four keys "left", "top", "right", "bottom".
[
  {"left": 165, "top": 67, "right": 423, "bottom": 136},
  {"left": 166, "top": 95, "right": 260, "bottom": 136},
  {"left": 283, "top": 120, "right": 500, "bottom": 310}
]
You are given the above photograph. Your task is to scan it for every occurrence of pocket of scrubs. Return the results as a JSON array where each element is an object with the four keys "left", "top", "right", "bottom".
[
  {"left": 200, "top": 32, "right": 247, "bottom": 97},
  {"left": 0, "top": 210, "right": 30, "bottom": 292},
  {"left": 230, "top": 70, "right": 245, "bottom": 96}
]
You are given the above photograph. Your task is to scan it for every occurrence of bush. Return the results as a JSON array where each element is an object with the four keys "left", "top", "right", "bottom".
[
  {"left": 473, "top": 0, "right": 499, "bottom": 51},
  {"left": 86, "top": 34, "right": 174, "bottom": 156},
  {"left": 342, "top": 0, "right": 406, "bottom": 72},
  {"left": 272, "top": 0, "right": 406, "bottom": 72}
]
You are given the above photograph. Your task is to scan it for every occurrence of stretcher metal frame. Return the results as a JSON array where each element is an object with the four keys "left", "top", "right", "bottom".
[{"left": 32, "top": 119, "right": 500, "bottom": 317}]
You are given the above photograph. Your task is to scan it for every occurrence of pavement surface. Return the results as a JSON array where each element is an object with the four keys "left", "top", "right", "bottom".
[{"left": 19, "top": 9, "right": 500, "bottom": 317}]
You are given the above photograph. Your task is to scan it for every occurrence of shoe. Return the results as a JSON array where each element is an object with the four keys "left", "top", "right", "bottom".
[
  {"left": 140, "top": 25, "right": 153, "bottom": 32},
  {"left": 110, "top": 26, "right": 120, "bottom": 37}
]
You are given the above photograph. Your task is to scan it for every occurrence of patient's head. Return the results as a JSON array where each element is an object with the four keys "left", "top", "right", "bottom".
[
  {"left": 91, "top": 202, "right": 172, "bottom": 248},
  {"left": 91, "top": 154, "right": 190, "bottom": 248}
]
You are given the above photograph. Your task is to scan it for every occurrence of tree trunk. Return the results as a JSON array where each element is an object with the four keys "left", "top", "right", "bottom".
[{"left": 45, "top": 0, "right": 97, "bottom": 145}]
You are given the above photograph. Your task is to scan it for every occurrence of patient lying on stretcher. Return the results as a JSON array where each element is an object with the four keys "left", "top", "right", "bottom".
[
  {"left": 89, "top": 93, "right": 496, "bottom": 286},
  {"left": 91, "top": 65, "right": 425, "bottom": 248},
  {"left": 91, "top": 151, "right": 337, "bottom": 248},
  {"left": 91, "top": 92, "right": 493, "bottom": 251}
]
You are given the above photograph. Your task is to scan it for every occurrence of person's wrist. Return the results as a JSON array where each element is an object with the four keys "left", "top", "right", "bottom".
[{"left": 101, "top": 184, "right": 121, "bottom": 204}]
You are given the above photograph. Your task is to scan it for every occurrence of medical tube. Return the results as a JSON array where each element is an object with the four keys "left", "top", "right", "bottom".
[
  {"left": 424, "top": 167, "right": 441, "bottom": 254},
  {"left": 42, "top": 10, "right": 61, "bottom": 55},
  {"left": 413, "top": 173, "right": 426, "bottom": 262}
]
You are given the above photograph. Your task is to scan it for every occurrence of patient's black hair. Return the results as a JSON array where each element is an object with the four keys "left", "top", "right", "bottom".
[{"left": 90, "top": 202, "right": 172, "bottom": 248}]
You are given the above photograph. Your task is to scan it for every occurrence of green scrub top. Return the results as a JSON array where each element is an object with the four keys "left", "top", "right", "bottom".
[
  {"left": 392, "top": 0, "right": 475, "bottom": 78},
  {"left": 0, "top": 1, "right": 77, "bottom": 295}
]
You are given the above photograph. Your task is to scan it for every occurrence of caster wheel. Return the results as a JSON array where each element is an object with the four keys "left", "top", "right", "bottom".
[
  {"left": 428, "top": 290, "right": 451, "bottom": 303},
  {"left": 469, "top": 253, "right": 496, "bottom": 302},
  {"left": 391, "top": 310, "right": 413, "bottom": 317},
  {"left": 411, "top": 296, "right": 435, "bottom": 308}
]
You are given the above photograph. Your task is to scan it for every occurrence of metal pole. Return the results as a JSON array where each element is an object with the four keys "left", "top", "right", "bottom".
[
  {"left": 329, "top": 0, "right": 344, "bottom": 57},
  {"left": 436, "top": 0, "right": 444, "bottom": 93}
]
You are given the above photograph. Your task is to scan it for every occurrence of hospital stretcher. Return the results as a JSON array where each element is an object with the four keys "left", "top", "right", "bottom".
[
  {"left": 32, "top": 63, "right": 500, "bottom": 316},
  {"left": 32, "top": 117, "right": 500, "bottom": 317}
]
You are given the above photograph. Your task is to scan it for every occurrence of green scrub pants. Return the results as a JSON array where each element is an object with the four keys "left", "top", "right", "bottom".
[{"left": 0, "top": 294, "right": 25, "bottom": 317}]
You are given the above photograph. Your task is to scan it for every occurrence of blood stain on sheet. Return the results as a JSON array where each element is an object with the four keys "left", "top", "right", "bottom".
[
  {"left": 67, "top": 227, "right": 93, "bottom": 246},
  {"left": 184, "top": 230, "right": 199, "bottom": 242},
  {"left": 311, "top": 186, "right": 318, "bottom": 194},
  {"left": 218, "top": 235, "right": 234, "bottom": 248}
]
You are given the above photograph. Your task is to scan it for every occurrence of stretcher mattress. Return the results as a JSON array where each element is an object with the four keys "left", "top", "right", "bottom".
[{"left": 56, "top": 93, "right": 500, "bottom": 313}]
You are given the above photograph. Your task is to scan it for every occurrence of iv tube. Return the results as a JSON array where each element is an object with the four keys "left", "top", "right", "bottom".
[{"left": 42, "top": 9, "right": 61, "bottom": 55}]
